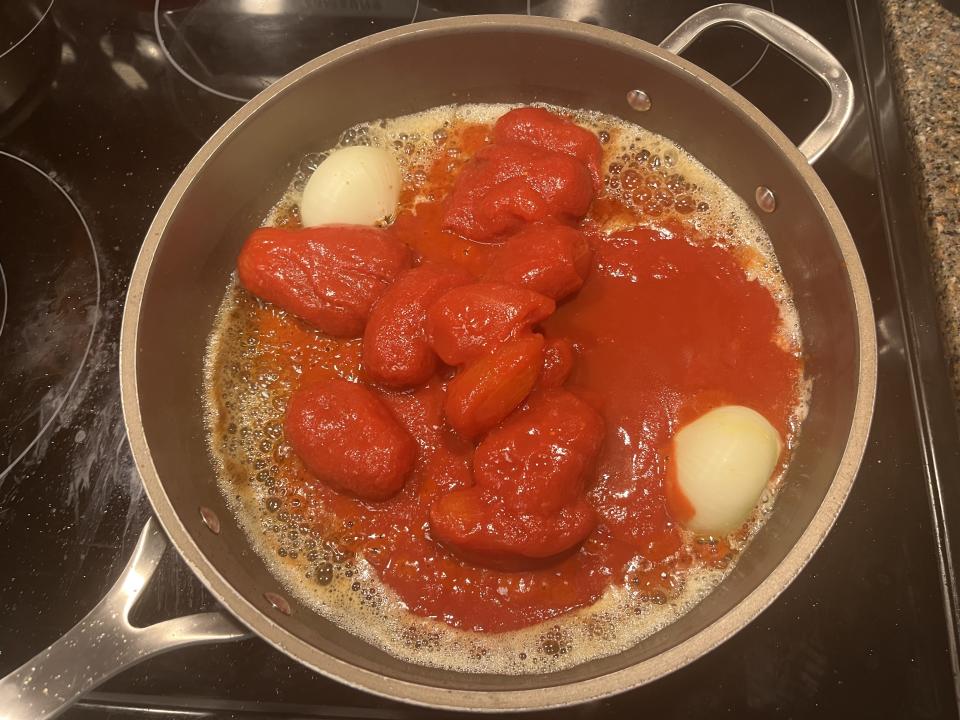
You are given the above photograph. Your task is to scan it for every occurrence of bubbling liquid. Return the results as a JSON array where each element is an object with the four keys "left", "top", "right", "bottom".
[{"left": 204, "top": 103, "right": 806, "bottom": 674}]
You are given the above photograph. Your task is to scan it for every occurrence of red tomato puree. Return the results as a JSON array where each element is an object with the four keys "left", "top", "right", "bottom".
[{"left": 237, "top": 110, "right": 802, "bottom": 633}]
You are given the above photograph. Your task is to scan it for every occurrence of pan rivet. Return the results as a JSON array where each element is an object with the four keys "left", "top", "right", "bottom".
[
  {"left": 264, "top": 591, "right": 292, "bottom": 616},
  {"left": 755, "top": 186, "right": 777, "bottom": 213},
  {"left": 199, "top": 506, "right": 221, "bottom": 535},
  {"left": 626, "top": 89, "right": 651, "bottom": 112}
]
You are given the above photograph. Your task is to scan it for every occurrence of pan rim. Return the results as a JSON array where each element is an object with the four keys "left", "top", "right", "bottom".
[{"left": 120, "top": 13, "right": 877, "bottom": 712}]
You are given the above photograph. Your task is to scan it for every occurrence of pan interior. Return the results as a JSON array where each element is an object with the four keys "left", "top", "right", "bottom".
[
  {"left": 127, "top": 18, "right": 868, "bottom": 701},
  {"left": 203, "top": 98, "right": 807, "bottom": 676}
]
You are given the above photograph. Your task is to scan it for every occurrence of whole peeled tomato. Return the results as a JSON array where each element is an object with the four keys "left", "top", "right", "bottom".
[
  {"left": 237, "top": 225, "right": 411, "bottom": 338},
  {"left": 492, "top": 107, "right": 603, "bottom": 190},
  {"left": 362, "top": 263, "right": 473, "bottom": 388},
  {"left": 474, "top": 389, "right": 605, "bottom": 515},
  {"left": 483, "top": 221, "right": 592, "bottom": 301},
  {"left": 375, "top": 378, "right": 447, "bottom": 453},
  {"left": 445, "top": 334, "right": 545, "bottom": 439},
  {"left": 430, "top": 389, "right": 605, "bottom": 568},
  {"left": 426, "top": 282, "right": 555, "bottom": 366},
  {"left": 442, "top": 143, "right": 595, "bottom": 243},
  {"left": 429, "top": 487, "right": 596, "bottom": 570},
  {"left": 284, "top": 378, "right": 417, "bottom": 501},
  {"left": 538, "top": 337, "right": 576, "bottom": 389}
]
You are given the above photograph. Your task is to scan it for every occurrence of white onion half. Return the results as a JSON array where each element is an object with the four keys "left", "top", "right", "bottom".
[
  {"left": 300, "top": 146, "right": 401, "bottom": 227},
  {"left": 671, "top": 405, "right": 782, "bottom": 536}
]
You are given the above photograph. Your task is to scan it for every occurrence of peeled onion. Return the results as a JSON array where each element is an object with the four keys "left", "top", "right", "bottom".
[
  {"left": 300, "top": 146, "right": 401, "bottom": 227},
  {"left": 669, "top": 405, "right": 782, "bottom": 536}
]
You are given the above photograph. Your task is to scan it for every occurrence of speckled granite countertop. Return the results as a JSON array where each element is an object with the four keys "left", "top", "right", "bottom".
[{"left": 882, "top": 0, "right": 960, "bottom": 397}]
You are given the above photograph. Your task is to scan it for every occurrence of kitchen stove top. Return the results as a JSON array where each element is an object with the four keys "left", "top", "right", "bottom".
[
  {"left": 2, "top": 1, "right": 959, "bottom": 717},
  {"left": 0, "top": 152, "right": 99, "bottom": 487}
]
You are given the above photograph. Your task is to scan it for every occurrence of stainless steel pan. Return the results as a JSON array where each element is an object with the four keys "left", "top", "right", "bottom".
[{"left": 0, "top": 5, "right": 876, "bottom": 716}]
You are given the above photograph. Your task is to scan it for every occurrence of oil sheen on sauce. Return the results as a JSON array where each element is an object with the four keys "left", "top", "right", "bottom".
[{"left": 204, "top": 103, "right": 806, "bottom": 674}]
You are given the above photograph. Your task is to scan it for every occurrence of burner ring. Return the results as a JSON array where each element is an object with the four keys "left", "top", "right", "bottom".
[
  {"left": 0, "top": 262, "right": 7, "bottom": 342},
  {"left": 0, "top": 151, "right": 100, "bottom": 483},
  {"left": 729, "top": 0, "right": 775, "bottom": 88},
  {"left": 152, "top": 0, "right": 246, "bottom": 103},
  {"left": 529, "top": 0, "right": 774, "bottom": 89},
  {"left": 153, "top": 0, "right": 421, "bottom": 103},
  {"left": 0, "top": 0, "right": 54, "bottom": 60}
]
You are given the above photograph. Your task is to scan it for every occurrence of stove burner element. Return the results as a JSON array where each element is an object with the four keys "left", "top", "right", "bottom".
[
  {"left": 154, "top": 0, "right": 419, "bottom": 102},
  {"left": 531, "top": 0, "right": 774, "bottom": 87},
  {"left": 0, "top": 0, "right": 59, "bottom": 135},
  {"left": 414, "top": 0, "right": 530, "bottom": 20},
  {"left": 0, "top": 263, "right": 7, "bottom": 341},
  {"left": 0, "top": 0, "right": 52, "bottom": 57},
  {"left": 0, "top": 152, "right": 100, "bottom": 483}
]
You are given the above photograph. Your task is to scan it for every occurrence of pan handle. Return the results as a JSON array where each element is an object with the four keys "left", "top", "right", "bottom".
[
  {"left": 0, "top": 517, "right": 250, "bottom": 720},
  {"left": 660, "top": 3, "right": 854, "bottom": 163}
]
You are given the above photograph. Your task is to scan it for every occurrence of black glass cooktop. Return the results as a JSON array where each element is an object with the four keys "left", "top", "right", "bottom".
[{"left": 2, "top": 1, "right": 959, "bottom": 717}]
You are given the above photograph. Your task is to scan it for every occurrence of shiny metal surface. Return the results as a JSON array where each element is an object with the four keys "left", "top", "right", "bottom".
[
  {"left": 119, "top": 9, "right": 872, "bottom": 711},
  {"left": 661, "top": 3, "right": 855, "bottom": 163},
  {"left": 755, "top": 185, "right": 777, "bottom": 212},
  {"left": 0, "top": 518, "right": 247, "bottom": 720},
  {"left": 625, "top": 88, "right": 652, "bottom": 111}
]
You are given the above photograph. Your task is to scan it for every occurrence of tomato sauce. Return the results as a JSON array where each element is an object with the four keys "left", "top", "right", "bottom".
[{"left": 238, "top": 115, "right": 802, "bottom": 633}]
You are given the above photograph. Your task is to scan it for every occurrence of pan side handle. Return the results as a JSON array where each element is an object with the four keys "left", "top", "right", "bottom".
[
  {"left": 660, "top": 3, "right": 855, "bottom": 164},
  {"left": 0, "top": 517, "right": 250, "bottom": 720}
]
